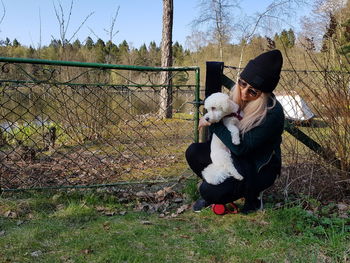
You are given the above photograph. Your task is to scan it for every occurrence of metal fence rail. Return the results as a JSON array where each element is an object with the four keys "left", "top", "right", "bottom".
[{"left": 0, "top": 57, "right": 200, "bottom": 191}]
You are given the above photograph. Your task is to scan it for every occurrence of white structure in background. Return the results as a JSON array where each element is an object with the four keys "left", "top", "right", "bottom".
[{"left": 276, "top": 92, "right": 315, "bottom": 122}]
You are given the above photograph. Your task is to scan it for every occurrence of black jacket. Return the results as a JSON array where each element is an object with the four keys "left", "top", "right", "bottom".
[{"left": 209, "top": 96, "right": 285, "bottom": 173}]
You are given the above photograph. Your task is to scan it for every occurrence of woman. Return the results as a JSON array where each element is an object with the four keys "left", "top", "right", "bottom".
[{"left": 185, "top": 50, "right": 285, "bottom": 214}]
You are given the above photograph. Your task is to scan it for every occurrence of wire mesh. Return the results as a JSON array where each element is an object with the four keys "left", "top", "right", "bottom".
[
  {"left": 0, "top": 59, "right": 200, "bottom": 191},
  {"left": 224, "top": 66, "right": 350, "bottom": 173}
]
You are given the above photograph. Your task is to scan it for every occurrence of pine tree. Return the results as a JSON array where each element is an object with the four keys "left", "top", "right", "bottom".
[
  {"left": 105, "top": 40, "right": 119, "bottom": 63},
  {"left": 339, "top": 10, "right": 350, "bottom": 57},
  {"left": 148, "top": 41, "right": 160, "bottom": 66},
  {"left": 49, "top": 39, "right": 62, "bottom": 49},
  {"left": 95, "top": 39, "right": 106, "bottom": 63},
  {"left": 321, "top": 14, "right": 337, "bottom": 52},
  {"left": 136, "top": 43, "right": 148, "bottom": 65},
  {"left": 12, "top": 39, "right": 20, "bottom": 47},
  {"left": 173, "top": 41, "right": 184, "bottom": 65},
  {"left": 4, "top": 37, "right": 11, "bottom": 46},
  {"left": 287, "top": 29, "right": 295, "bottom": 48},
  {"left": 72, "top": 39, "right": 82, "bottom": 49},
  {"left": 85, "top": 37, "right": 94, "bottom": 50},
  {"left": 265, "top": 36, "right": 276, "bottom": 49}
]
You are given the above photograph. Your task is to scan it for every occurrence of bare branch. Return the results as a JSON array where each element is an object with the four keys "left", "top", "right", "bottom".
[
  {"left": 192, "top": 0, "right": 240, "bottom": 59},
  {"left": 88, "top": 27, "right": 100, "bottom": 39},
  {"left": 53, "top": 0, "right": 65, "bottom": 42},
  {"left": 38, "top": 8, "right": 42, "bottom": 49},
  {"left": 64, "top": 0, "right": 74, "bottom": 38},
  {"left": 235, "top": 0, "right": 309, "bottom": 75},
  {"left": 0, "top": 0, "right": 5, "bottom": 26},
  {"left": 245, "top": 0, "right": 306, "bottom": 40},
  {"left": 68, "top": 11, "right": 94, "bottom": 43},
  {"left": 104, "top": 6, "right": 120, "bottom": 42},
  {"left": 53, "top": 0, "right": 94, "bottom": 46}
]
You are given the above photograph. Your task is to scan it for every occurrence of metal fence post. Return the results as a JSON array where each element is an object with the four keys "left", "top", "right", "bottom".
[
  {"left": 194, "top": 68, "right": 201, "bottom": 143},
  {"left": 201, "top": 62, "right": 224, "bottom": 142},
  {"left": 284, "top": 120, "right": 343, "bottom": 170}
]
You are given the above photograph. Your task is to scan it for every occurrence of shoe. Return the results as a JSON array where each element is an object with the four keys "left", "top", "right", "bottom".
[
  {"left": 241, "top": 193, "right": 264, "bottom": 214},
  {"left": 192, "top": 199, "right": 210, "bottom": 212}
]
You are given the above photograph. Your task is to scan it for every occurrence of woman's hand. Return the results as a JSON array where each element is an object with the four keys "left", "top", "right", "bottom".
[{"left": 198, "top": 117, "right": 211, "bottom": 130}]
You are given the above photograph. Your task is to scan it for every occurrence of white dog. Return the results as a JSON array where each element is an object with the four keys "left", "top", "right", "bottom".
[{"left": 201, "top": 92, "right": 244, "bottom": 185}]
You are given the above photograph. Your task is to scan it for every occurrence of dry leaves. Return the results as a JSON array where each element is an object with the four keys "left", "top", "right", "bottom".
[
  {"left": 4, "top": 210, "right": 17, "bottom": 218},
  {"left": 81, "top": 248, "right": 93, "bottom": 255},
  {"left": 133, "top": 186, "right": 189, "bottom": 217},
  {"left": 89, "top": 185, "right": 191, "bottom": 218}
]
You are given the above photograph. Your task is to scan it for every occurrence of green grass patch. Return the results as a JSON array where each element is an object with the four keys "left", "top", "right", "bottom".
[{"left": 0, "top": 191, "right": 349, "bottom": 263}]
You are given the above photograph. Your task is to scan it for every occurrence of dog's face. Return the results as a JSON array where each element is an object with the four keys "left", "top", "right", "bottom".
[{"left": 203, "top": 92, "right": 239, "bottom": 123}]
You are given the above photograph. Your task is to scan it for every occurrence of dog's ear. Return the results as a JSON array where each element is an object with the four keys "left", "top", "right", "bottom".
[{"left": 222, "top": 98, "right": 239, "bottom": 113}]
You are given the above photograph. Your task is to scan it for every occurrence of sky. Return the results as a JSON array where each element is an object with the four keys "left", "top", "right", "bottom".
[{"left": 0, "top": 0, "right": 314, "bottom": 49}]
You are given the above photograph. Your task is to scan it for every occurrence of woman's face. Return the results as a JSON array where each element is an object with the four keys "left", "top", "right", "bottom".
[{"left": 238, "top": 78, "right": 262, "bottom": 102}]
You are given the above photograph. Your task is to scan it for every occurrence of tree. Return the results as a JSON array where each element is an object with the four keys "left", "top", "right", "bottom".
[
  {"left": 275, "top": 29, "right": 295, "bottom": 48},
  {"left": 95, "top": 38, "right": 106, "bottom": 63},
  {"left": 12, "top": 38, "right": 20, "bottom": 47},
  {"left": 339, "top": 18, "right": 350, "bottom": 56},
  {"left": 105, "top": 40, "right": 119, "bottom": 63},
  {"left": 103, "top": 6, "right": 120, "bottom": 63},
  {"left": 95, "top": 38, "right": 105, "bottom": 48},
  {"left": 118, "top": 40, "right": 130, "bottom": 64},
  {"left": 185, "top": 30, "right": 208, "bottom": 52},
  {"left": 135, "top": 44, "right": 148, "bottom": 65},
  {"left": 159, "top": 0, "right": 173, "bottom": 119},
  {"left": 72, "top": 39, "right": 81, "bottom": 49},
  {"left": 84, "top": 37, "right": 94, "bottom": 49},
  {"left": 0, "top": 0, "right": 5, "bottom": 30},
  {"left": 148, "top": 41, "right": 161, "bottom": 66},
  {"left": 266, "top": 36, "right": 276, "bottom": 49},
  {"left": 173, "top": 41, "right": 185, "bottom": 65},
  {"left": 192, "top": 0, "right": 239, "bottom": 60},
  {"left": 321, "top": 13, "right": 337, "bottom": 52},
  {"left": 300, "top": 0, "right": 347, "bottom": 51},
  {"left": 287, "top": 29, "right": 296, "bottom": 48},
  {"left": 4, "top": 37, "right": 10, "bottom": 46},
  {"left": 235, "top": 0, "right": 307, "bottom": 72}
]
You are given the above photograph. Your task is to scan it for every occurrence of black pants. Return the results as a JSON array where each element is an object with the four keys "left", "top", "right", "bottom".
[{"left": 185, "top": 142, "right": 280, "bottom": 204}]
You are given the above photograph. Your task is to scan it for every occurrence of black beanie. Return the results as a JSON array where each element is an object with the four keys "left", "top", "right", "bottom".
[{"left": 240, "top": 50, "right": 283, "bottom": 93}]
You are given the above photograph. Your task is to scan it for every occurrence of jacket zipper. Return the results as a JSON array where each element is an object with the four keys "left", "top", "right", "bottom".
[{"left": 257, "top": 150, "right": 275, "bottom": 173}]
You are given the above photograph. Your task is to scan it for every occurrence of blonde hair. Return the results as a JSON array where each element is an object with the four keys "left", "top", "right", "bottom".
[{"left": 229, "top": 84, "right": 276, "bottom": 134}]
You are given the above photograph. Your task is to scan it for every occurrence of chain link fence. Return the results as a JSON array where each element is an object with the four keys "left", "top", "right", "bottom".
[
  {"left": 224, "top": 66, "right": 350, "bottom": 168},
  {"left": 1, "top": 57, "right": 349, "bottom": 199},
  {"left": 0, "top": 58, "right": 200, "bottom": 191},
  {"left": 224, "top": 66, "right": 350, "bottom": 200}
]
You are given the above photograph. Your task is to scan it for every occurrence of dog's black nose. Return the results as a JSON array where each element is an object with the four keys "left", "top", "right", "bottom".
[{"left": 205, "top": 117, "right": 209, "bottom": 121}]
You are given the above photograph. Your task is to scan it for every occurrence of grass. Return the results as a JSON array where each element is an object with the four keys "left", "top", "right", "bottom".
[{"left": 1, "top": 190, "right": 349, "bottom": 263}]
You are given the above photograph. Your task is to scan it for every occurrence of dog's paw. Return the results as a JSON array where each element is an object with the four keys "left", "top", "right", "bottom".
[
  {"left": 234, "top": 174, "right": 244, "bottom": 181},
  {"left": 231, "top": 137, "right": 240, "bottom": 145},
  {"left": 227, "top": 171, "right": 243, "bottom": 181}
]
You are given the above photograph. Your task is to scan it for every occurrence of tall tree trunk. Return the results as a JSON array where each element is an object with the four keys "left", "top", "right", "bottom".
[{"left": 159, "top": 0, "right": 173, "bottom": 119}]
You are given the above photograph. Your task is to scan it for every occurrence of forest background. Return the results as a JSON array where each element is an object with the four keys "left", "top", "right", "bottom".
[{"left": 0, "top": 0, "right": 349, "bottom": 74}]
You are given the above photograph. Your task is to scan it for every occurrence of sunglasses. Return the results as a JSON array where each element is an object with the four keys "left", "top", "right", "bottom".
[{"left": 238, "top": 79, "right": 260, "bottom": 97}]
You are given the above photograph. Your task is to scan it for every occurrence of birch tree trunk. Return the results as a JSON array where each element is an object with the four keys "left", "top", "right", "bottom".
[{"left": 159, "top": 0, "right": 173, "bottom": 119}]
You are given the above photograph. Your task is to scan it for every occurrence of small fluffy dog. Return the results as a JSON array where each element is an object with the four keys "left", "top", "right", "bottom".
[{"left": 202, "top": 92, "right": 243, "bottom": 185}]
